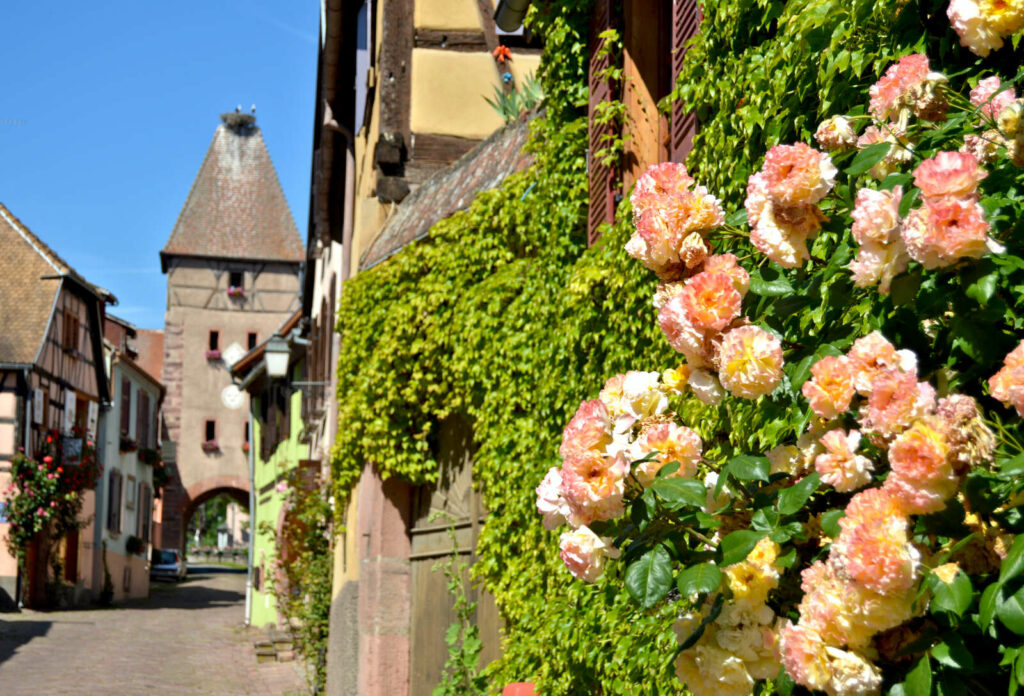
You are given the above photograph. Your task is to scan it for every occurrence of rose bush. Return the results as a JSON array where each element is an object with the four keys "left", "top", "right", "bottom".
[{"left": 539, "top": 46, "right": 1024, "bottom": 695}]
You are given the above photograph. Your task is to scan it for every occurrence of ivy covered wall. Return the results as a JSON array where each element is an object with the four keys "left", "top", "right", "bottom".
[{"left": 328, "top": 0, "right": 1012, "bottom": 692}]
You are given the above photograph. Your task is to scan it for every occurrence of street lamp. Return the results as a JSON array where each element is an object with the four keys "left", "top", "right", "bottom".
[{"left": 264, "top": 332, "right": 290, "bottom": 379}]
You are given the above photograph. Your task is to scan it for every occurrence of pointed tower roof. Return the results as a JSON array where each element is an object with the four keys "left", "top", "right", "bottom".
[{"left": 160, "top": 112, "right": 304, "bottom": 272}]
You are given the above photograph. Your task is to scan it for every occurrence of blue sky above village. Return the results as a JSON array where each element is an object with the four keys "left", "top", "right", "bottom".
[{"left": 0, "top": 1, "right": 317, "bottom": 329}]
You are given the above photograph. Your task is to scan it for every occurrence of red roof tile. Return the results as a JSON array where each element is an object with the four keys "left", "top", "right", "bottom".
[{"left": 161, "top": 115, "right": 304, "bottom": 270}]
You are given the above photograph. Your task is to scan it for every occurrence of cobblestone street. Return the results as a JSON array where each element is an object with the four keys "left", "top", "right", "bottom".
[{"left": 0, "top": 569, "right": 307, "bottom": 696}]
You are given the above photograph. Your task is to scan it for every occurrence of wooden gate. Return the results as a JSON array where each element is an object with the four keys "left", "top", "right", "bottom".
[{"left": 408, "top": 415, "right": 502, "bottom": 696}]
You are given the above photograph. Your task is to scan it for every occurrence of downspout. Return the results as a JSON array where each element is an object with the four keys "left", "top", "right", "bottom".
[
  {"left": 17, "top": 367, "right": 30, "bottom": 609},
  {"left": 245, "top": 412, "right": 256, "bottom": 626}
]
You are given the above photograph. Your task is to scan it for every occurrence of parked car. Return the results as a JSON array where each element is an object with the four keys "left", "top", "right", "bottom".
[{"left": 150, "top": 548, "right": 187, "bottom": 582}]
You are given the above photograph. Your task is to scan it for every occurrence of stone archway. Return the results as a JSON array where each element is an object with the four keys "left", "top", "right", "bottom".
[{"left": 176, "top": 476, "right": 250, "bottom": 554}]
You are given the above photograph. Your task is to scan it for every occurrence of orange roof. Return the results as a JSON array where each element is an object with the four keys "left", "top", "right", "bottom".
[
  {"left": 134, "top": 329, "right": 165, "bottom": 385},
  {"left": 160, "top": 114, "right": 304, "bottom": 271}
]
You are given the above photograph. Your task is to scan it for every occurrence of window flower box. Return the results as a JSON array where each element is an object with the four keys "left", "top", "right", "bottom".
[
  {"left": 201, "top": 440, "right": 220, "bottom": 453},
  {"left": 138, "top": 447, "right": 161, "bottom": 466},
  {"left": 242, "top": 442, "right": 250, "bottom": 453},
  {"left": 119, "top": 434, "right": 138, "bottom": 453},
  {"left": 205, "top": 349, "right": 221, "bottom": 361},
  {"left": 227, "top": 286, "right": 246, "bottom": 299}
]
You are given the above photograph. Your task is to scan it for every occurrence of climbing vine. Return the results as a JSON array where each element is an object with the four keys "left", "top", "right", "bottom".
[{"left": 325, "top": 0, "right": 1019, "bottom": 693}]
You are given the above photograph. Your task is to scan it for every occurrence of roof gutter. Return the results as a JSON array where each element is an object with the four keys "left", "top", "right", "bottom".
[{"left": 494, "top": 0, "right": 532, "bottom": 32}]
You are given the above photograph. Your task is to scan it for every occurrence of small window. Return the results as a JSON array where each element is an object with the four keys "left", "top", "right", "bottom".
[
  {"left": 120, "top": 378, "right": 132, "bottom": 434},
  {"left": 229, "top": 271, "right": 244, "bottom": 289},
  {"left": 62, "top": 312, "right": 80, "bottom": 352},
  {"left": 247, "top": 332, "right": 258, "bottom": 350},
  {"left": 244, "top": 421, "right": 250, "bottom": 443},
  {"left": 205, "top": 420, "right": 216, "bottom": 441},
  {"left": 208, "top": 331, "right": 219, "bottom": 351}
]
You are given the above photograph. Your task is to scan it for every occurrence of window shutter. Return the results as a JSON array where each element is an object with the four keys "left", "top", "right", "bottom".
[
  {"left": 108, "top": 471, "right": 122, "bottom": 533},
  {"left": 136, "top": 391, "right": 149, "bottom": 448},
  {"left": 670, "top": 0, "right": 702, "bottom": 162},
  {"left": 120, "top": 378, "right": 131, "bottom": 434},
  {"left": 587, "top": 0, "right": 619, "bottom": 246}
]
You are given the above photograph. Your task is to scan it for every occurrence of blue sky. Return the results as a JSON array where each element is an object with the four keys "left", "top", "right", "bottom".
[{"left": 0, "top": 1, "right": 318, "bottom": 329}]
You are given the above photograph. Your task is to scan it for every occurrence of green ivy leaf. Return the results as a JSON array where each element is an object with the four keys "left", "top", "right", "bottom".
[
  {"left": 904, "top": 655, "right": 933, "bottom": 696},
  {"left": 719, "top": 529, "right": 767, "bottom": 566},
  {"left": 928, "top": 569, "right": 973, "bottom": 618},
  {"left": 777, "top": 473, "right": 820, "bottom": 515},
  {"left": 676, "top": 562, "right": 723, "bottom": 596},
  {"left": 625, "top": 544, "right": 673, "bottom": 609},
  {"left": 845, "top": 142, "right": 891, "bottom": 176},
  {"left": 652, "top": 478, "right": 707, "bottom": 510}
]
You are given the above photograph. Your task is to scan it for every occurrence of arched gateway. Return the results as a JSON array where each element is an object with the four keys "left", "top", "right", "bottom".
[{"left": 157, "top": 112, "right": 303, "bottom": 551}]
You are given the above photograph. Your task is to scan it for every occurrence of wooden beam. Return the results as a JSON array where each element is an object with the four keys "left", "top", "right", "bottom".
[
  {"left": 379, "top": 0, "right": 414, "bottom": 143},
  {"left": 413, "top": 29, "right": 487, "bottom": 51}
]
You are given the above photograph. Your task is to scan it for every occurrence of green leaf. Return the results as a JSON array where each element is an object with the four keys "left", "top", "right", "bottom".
[
  {"left": 1001, "top": 535, "right": 1024, "bottom": 584},
  {"left": 890, "top": 267, "right": 923, "bottom": 306},
  {"left": 820, "top": 509, "right": 845, "bottom": 537},
  {"left": 845, "top": 142, "right": 891, "bottom": 176},
  {"left": 720, "top": 529, "right": 767, "bottom": 566},
  {"left": 931, "top": 633, "right": 973, "bottom": 670},
  {"left": 676, "top": 562, "right": 723, "bottom": 596},
  {"left": 929, "top": 569, "right": 973, "bottom": 618},
  {"left": 997, "top": 584, "right": 1024, "bottom": 635},
  {"left": 904, "top": 655, "right": 933, "bottom": 696},
  {"left": 749, "top": 276, "right": 795, "bottom": 296},
  {"left": 1000, "top": 453, "right": 1024, "bottom": 478},
  {"left": 652, "top": 478, "right": 707, "bottom": 510},
  {"left": 966, "top": 273, "right": 998, "bottom": 306},
  {"left": 777, "top": 473, "right": 820, "bottom": 515},
  {"left": 979, "top": 582, "right": 999, "bottom": 628},
  {"left": 656, "top": 460, "right": 681, "bottom": 478},
  {"left": 625, "top": 544, "right": 674, "bottom": 609},
  {"left": 724, "top": 455, "right": 771, "bottom": 483}
]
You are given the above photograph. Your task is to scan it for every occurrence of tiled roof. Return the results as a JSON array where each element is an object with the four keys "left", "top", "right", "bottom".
[
  {"left": 359, "top": 119, "right": 534, "bottom": 270},
  {"left": 161, "top": 116, "right": 304, "bottom": 270},
  {"left": 0, "top": 204, "right": 79, "bottom": 364},
  {"left": 134, "top": 329, "right": 165, "bottom": 387}
]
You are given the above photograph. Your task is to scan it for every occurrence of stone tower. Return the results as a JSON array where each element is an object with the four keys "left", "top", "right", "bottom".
[{"left": 159, "top": 112, "right": 304, "bottom": 551}]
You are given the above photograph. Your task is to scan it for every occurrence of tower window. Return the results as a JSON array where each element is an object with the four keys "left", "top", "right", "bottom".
[
  {"left": 205, "top": 420, "right": 216, "bottom": 441},
  {"left": 229, "top": 271, "right": 244, "bottom": 289},
  {"left": 247, "top": 332, "right": 258, "bottom": 350},
  {"left": 209, "top": 330, "right": 219, "bottom": 351}
]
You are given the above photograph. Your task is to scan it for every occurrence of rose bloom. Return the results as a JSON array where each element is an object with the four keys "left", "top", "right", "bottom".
[
  {"left": 826, "top": 648, "right": 883, "bottom": 696},
  {"left": 990, "top": 340, "right": 1024, "bottom": 416},
  {"left": 836, "top": 487, "right": 919, "bottom": 594},
  {"left": 703, "top": 253, "right": 750, "bottom": 296},
  {"left": 848, "top": 238, "right": 911, "bottom": 295},
  {"left": 675, "top": 644, "right": 755, "bottom": 696},
  {"left": 779, "top": 622, "right": 831, "bottom": 692},
  {"left": 680, "top": 271, "right": 743, "bottom": 332},
  {"left": 661, "top": 364, "right": 691, "bottom": 394},
  {"left": 856, "top": 125, "right": 915, "bottom": 180},
  {"left": 717, "top": 325, "right": 785, "bottom": 400},
  {"left": 851, "top": 187, "right": 902, "bottom": 245},
  {"left": 619, "top": 370, "right": 669, "bottom": 423},
  {"left": 961, "top": 132, "right": 1002, "bottom": 165},
  {"left": 868, "top": 53, "right": 933, "bottom": 121},
  {"left": 749, "top": 201, "right": 823, "bottom": 268},
  {"left": 630, "top": 421, "right": 703, "bottom": 486},
  {"left": 678, "top": 231, "right": 711, "bottom": 269},
  {"left": 760, "top": 143, "right": 838, "bottom": 207},
  {"left": 846, "top": 331, "right": 917, "bottom": 396},
  {"left": 560, "top": 451, "right": 627, "bottom": 525},
  {"left": 901, "top": 198, "right": 991, "bottom": 269},
  {"left": 802, "top": 355, "right": 857, "bottom": 418},
  {"left": 937, "top": 394, "right": 996, "bottom": 472},
  {"left": 949, "top": 0, "right": 1024, "bottom": 56},
  {"left": 659, "top": 296, "right": 714, "bottom": 367},
  {"left": 559, "top": 399, "right": 612, "bottom": 459},
  {"left": 912, "top": 151, "right": 987, "bottom": 201},
  {"left": 815, "top": 115, "right": 857, "bottom": 151},
  {"left": 558, "top": 525, "right": 620, "bottom": 583},
  {"left": 688, "top": 368, "right": 726, "bottom": 405},
  {"left": 627, "top": 211, "right": 686, "bottom": 280},
  {"left": 885, "top": 418, "right": 957, "bottom": 515},
  {"left": 860, "top": 367, "right": 936, "bottom": 439},
  {"left": 815, "top": 429, "right": 874, "bottom": 493},
  {"left": 536, "top": 467, "right": 571, "bottom": 530},
  {"left": 971, "top": 76, "right": 1018, "bottom": 120},
  {"left": 630, "top": 162, "right": 695, "bottom": 220}
]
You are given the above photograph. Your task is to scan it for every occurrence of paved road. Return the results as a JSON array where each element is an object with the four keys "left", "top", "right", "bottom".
[{"left": 0, "top": 569, "right": 308, "bottom": 696}]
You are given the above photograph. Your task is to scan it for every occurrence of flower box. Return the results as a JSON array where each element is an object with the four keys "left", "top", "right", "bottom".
[
  {"left": 242, "top": 442, "right": 250, "bottom": 453},
  {"left": 119, "top": 434, "right": 138, "bottom": 453},
  {"left": 201, "top": 440, "right": 220, "bottom": 453},
  {"left": 138, "top": 447, "right": 161, "bottom": 466},
  {"left": 205, "top": 349, "right": 221, "bottom": 361},
  {"left": 227, "top": 286, "right": 247, "bottom": 299}
]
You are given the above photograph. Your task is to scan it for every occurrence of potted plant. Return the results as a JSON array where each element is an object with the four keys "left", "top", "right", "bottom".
[
  {"left": 201, "top": 439, "right": 220, "bottom": 453},
  {"left": 125, "top": 535, "right": 144, "bottom": 556},
  {"left": 241, "top": 441, "right": 250, "bottom": 453},
  {"left": 119, "top": 433, "right": 137, "bottom": 453},
  {"left": 226, "top": 286, "right": 246, "bottom": 299},
  {"left": 137, "top": 447, "right": 161, "bottom": 466},
  {"left": 205, "top": 349, "right": 221, "bottom": 360}
]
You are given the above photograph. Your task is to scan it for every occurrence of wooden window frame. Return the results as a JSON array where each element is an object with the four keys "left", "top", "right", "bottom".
[{"left": 107, "top": 469, "right": 123, "bottom": 534}]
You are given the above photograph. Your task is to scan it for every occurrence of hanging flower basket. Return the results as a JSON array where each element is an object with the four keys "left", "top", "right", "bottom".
[
  {"left": 227, "top": 286, "right": 247, "bottom": 299},
  {"left": 205, "top": 349, "right": 221, "bottom": 361},
  {"left": 201, "top": 440, "right": 220, "bottom": 453}
]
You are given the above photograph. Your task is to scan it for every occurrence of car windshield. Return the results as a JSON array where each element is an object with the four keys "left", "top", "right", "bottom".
[{"left": 153, "top": 550, "right": 177, "bottom": 564}]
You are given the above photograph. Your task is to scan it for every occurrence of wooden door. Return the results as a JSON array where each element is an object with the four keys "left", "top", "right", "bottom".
[{"left": 408, "top": 415, "right": 502, "bottom": 696}]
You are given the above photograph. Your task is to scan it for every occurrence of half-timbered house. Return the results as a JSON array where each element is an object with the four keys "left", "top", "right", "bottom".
[{"left": 0, "top": 203, "right": 114, "bottom": 609}]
